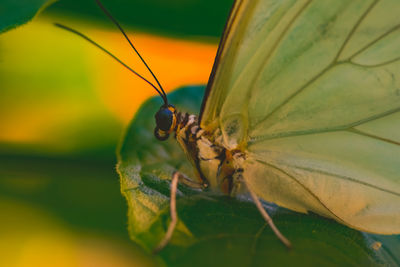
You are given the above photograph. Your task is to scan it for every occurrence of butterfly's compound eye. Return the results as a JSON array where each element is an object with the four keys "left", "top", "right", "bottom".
[
  {"left": 154, "top": 105, "right": 176, "bottom": 141},
  {"left": 155, "top": 106, "right": 173, "bottom": 131}
]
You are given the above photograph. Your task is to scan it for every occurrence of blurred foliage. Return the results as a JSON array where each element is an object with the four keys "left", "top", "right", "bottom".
[
  {"left": 0, "top": 20, "right": 123, "bottom": 159},
  {"left": 118, "top": 86, "right": 400, "bottom": 266},
  {"left": 0, "top": 0, "right": 55, "bottom": 33},
  {"left": 0, "top": 154, "right": 159, "bottom": 267},
  {"left": 47, "top": 0, "right": 234, "bottom": 37}
]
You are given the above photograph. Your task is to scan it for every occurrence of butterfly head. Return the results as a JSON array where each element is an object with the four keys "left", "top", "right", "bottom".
[{"left": 154, "top": 104, "right": 177, "bottom": 141}]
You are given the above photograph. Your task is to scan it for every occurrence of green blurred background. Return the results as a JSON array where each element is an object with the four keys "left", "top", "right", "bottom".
[{"left": 0, "top": 0, "right": 233, "bottom": 266}]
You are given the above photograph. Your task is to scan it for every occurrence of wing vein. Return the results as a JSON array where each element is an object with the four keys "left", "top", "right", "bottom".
[
  {"left": 280, "top": 163, "right": 400, "bottom": 197},
  {"left": 333, "top": 0, "right": 380, "bottom": 62},
  {"left": 254, "top": 159, "right": 347, "bottom": 223},
  {"left": 249, "top": 107, "right": 400, "bottom": 142},
  {"left": 348, "top": 23, "right": 400, "bottom": 61},
  {"left": 244, "top": 0, "right": 313, "bottom": 123},
  {"left": 349, "top": 56, "right": 400, "bottom": 68},
  {"left": 347, "top": 128, "right": 400, "bottom": 146},
  {"left": 251, "top": 63, "right": 335, "bottom": 130},
  {"left": 252, "top": 1, "right": 383, "bottom": 131}
]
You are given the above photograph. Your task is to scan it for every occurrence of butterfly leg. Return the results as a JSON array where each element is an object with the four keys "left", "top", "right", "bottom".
[
  {"left": 153, "top": 171, "right": 180, "bottom": 253},
  {"left": 177, "top": 171, "right": 206, "bottom": 189},
  {"left": 235, "top": 169, "right": 292, "bottom": 248}
]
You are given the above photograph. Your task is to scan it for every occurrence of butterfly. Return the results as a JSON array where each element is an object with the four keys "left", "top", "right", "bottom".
[
  {"left": 57, "top": 0, "right": 400, "bottom": 252},
  {"left": 153, "top": 0, "right": 400, "bottom": 250}
]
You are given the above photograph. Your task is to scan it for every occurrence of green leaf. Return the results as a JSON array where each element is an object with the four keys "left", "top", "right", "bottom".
[
  {"left": 47, "top": 0, "right": 234, "bottom": 38},
  {"left": 0, "top": 0, "right": 56, "bottom": 34},
  {"left": 117, "top": 86, "right": 400, "bottom": 266}
]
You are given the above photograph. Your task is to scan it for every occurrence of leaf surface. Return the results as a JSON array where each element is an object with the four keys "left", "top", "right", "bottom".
[{"left": 0, "top": 0, "right": 56, "bottom": 34}]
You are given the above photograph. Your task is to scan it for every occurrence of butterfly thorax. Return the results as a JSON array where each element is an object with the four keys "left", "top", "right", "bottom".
[
  {"left": 175, "top": 113, "right": 242, "bottom": 195},
  {"left": 154, "top": 105, "right": 245, "bottom": 195},
  {"left": 174, "top": 111, "right": 245, "bottom": 195}
]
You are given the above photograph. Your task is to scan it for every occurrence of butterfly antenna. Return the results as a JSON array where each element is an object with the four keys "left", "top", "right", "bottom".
[
  {"left": 95, "top": 0, "right": 168, "bottom": 105},
  {"left": 54, "top": 23, "right": 167, "bottom": 102}
]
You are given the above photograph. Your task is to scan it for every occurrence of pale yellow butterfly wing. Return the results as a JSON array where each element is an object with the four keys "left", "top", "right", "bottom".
[{"left": 200, "top": 0, "right": 400, "bottom": 233}]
